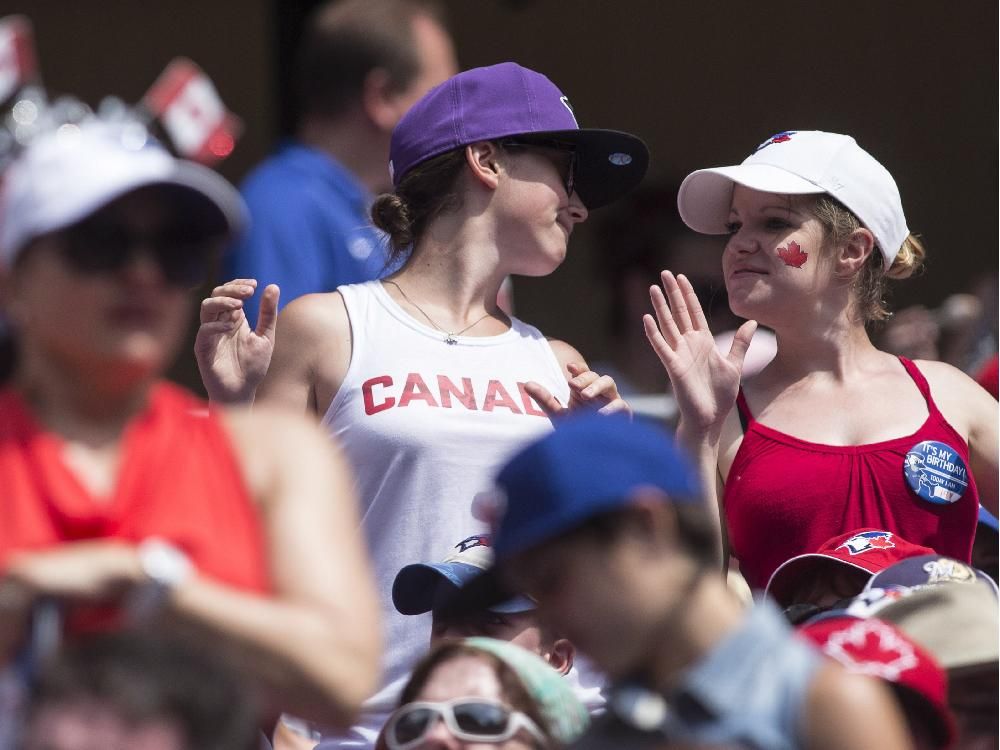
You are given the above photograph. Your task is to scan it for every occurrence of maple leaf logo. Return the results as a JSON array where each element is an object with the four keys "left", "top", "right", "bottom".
[
  {"left": 754, "top": 131, "right": 796, "bottom": 152},
  {"left": 777, "top": 240, "right": 808, "bottom": 268},
  {"left": 823, "top": 620, "right": 919, "bottom": 682},
  {"left": 867, "top": 536, "right": 895, "bottom": 550}
]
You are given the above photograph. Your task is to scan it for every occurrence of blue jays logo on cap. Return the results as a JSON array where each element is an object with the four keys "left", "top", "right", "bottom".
[
  {"left": 903, "top": 441, "right": 968, "bottom": 506},
  {"left": 755, "top": 130, "right": 796, "bottom": 152},
  {"left": 456, "top": 534, "right": 491, "bottom": 554},
  {"left": 837, "top": 531, "right": 896, "bottom": 555}
]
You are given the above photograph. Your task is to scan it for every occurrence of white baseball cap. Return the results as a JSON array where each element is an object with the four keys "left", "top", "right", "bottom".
[
  {"left": 677, "top": 130, "right": 909, "bottom": 267},
  {"left": 0, "top": 119, "right": 246, "bottom": 267}
]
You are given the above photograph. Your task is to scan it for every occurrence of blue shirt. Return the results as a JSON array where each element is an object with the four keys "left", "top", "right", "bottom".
[
  {"left": 583, "top": 601, "right": 821, "bottom": 750},
  {"left": 224, "top": 141, "right": 387, "bottom": 324}
]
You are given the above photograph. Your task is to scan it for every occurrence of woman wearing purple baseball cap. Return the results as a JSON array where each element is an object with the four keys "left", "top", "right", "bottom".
[
  {"left": 196, "top": 62, "right": 648, "bottom": 743},
  {"left": 643, "top": 130, "right": 998, "bottom": 592}
]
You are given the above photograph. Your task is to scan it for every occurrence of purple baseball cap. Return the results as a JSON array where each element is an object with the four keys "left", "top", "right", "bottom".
[{"left": 388, "top": 62, "right": 649, "bottom": 210}]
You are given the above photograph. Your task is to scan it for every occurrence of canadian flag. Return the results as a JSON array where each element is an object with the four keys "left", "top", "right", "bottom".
[
  {"left": 144, "top": 58, "right": 241, "bottom": 164},
  {"left": 0, "top": 15, "right": 37, "bottom": 105}
]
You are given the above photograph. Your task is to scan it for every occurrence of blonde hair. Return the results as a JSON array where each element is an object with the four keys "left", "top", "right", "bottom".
[{"left": 810, "top": 195, "right": 926, "bottom": 322}]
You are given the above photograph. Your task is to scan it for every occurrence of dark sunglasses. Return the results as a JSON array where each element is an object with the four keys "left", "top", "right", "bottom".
[
  {"left": 57, "top": 215, "right": 215, "bottom": 287},
  {"left": 499, "top": 138, "right": 577, "bottom": 198},
  {"left": 385, "top": 698, "right": 544, "bottom": 749}
]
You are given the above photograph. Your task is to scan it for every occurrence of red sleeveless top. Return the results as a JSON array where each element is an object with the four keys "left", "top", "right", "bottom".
[
  {"left": 724, "top": 357, "right": 979, "bottom": 590},
  {"left": 0, "top": 383, "right": 271, "bottom": 598}
]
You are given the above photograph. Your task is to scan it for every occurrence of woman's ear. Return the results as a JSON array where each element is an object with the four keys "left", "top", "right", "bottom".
[
  {"left": 837, "top": 227, "right": 876, "bottom": 278},
  {"left": 465, "top": 141, "right": 502, "bottom": 191},
  {"left": 544, "top": 638, "right": 576, "bottom": 676}
]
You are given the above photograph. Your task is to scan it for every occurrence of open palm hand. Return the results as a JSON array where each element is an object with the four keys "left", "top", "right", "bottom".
[{"left": 643, "top": 270, "right": 756, "bottom": 437}]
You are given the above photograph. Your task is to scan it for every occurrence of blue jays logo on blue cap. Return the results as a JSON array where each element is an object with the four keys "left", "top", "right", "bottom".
[
  {"left": 903, "top": 441, "right": 968, "bottom": 506},
  {"left": 456, "top": 534, "right": 491, "bottom": 553},
  {"left": 755, "top": 130, "right": 797, "bottom": 152},
  {"left": 837, "top": 531, "right": 896, "bottom": 555}
]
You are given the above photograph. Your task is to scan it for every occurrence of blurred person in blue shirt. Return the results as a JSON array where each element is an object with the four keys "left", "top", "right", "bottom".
[{"left": 226, "top": 0, "right": 457, "bottom": 324}]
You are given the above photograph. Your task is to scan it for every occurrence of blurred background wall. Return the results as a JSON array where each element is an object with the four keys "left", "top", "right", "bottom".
[{"left": 4, "top": 0, "right": 997, "bottom": 387}]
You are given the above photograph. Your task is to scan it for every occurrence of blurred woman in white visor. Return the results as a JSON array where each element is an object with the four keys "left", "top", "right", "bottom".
[{"left": 0, "top": 110, "right": 379, "bottom": 729}]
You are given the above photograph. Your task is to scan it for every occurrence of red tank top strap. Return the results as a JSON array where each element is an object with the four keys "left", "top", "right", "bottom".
[
  {"left": 736, "top": 387, "right": 754, "bottom": 433},
  {"left": 898, "top": 356, "right": 940, "bottom": 415}
]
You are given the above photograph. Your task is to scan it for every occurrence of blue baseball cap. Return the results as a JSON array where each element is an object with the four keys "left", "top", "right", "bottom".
[
  {"left": 442, "top": 412, "right": 702, "bottom": 614},
  {"left": 864, "top": 554, "right": 998, "bottom": 597},
  {"left": 392, "top": 534, "right": 536, "bottom": 616},
  {"left": 490, "top": 411, "right": 702, "bottom": 561}
]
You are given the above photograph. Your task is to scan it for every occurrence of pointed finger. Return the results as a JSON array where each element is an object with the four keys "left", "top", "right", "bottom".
[
  {"left": 644, "top": 313, "right": 677, "bottom": 370},
  {"left": 211, "top": 279, "right": 258, "bottom": 299},
  {"left": 726, "top": 319, "right": 758, "bottom": 370},
  {"left": 597, "top": 398, "right": 632, "bottom": 417},
  {"left": 523, "top": 381, "right": 566, "bottom": 417},
  {"left": 579, "top": 374, "right": 619, "bottom": 401},
  {"left": 662, "top": 270, "right": 693, "bottom": 334},
  {"left": 255, "top": 284, "right": 280, "bottom": 341},
  {"left": 568, "top": 370, "right": 600, "bottom": 392},
  {"left": 677, "top": 274, "right": 709, "bottom": 331},
  {"left": 200, "top": 295, "right": 243, "bottom": 324},
  {"left": 649, "top": 283, "right": 681, "bottom": 349}
]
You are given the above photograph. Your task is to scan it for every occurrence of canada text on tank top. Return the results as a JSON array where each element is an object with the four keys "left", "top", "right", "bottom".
[
  {"left": 323, "top": 281, "right": 572, "bottom": 719},
  {"left": 362, "top": 372, "right": 547, "bottom": 417}
]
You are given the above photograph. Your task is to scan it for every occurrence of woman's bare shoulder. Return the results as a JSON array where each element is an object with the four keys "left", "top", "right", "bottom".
[
  {"left": 545, "top": 338, "right": 588, "bottom": 371},
  {"left": 278, "top": 291, "right": 351, "bottom": 341},
  {"left": 912, "top": 358, "right": 997, "bottom": 433},
  {"left": 912, "top": 358, "right": 993, "bottom": 406},
  {"left": 217, "top": 404, "right": 347, "bottom": 507}
]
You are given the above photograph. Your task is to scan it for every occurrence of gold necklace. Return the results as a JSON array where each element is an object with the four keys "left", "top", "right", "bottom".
[{"left": 383, "top": 280, "right": 497, "bottom": 345}]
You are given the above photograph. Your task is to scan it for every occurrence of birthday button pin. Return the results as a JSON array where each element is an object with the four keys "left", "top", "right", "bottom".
[{"left": 903, "top": 441, "right": 969, "bottom": 505}]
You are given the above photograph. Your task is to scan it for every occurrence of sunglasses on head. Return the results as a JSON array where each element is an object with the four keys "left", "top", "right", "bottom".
[
  {"left": 57, "top": 214, "right": 215, "bottom": 288},
  {"left": 385, "top": 698, "right": 545, "bottom": 750},
  {"left": 498, "top": 138, "right": 577, "bottom": 199}
]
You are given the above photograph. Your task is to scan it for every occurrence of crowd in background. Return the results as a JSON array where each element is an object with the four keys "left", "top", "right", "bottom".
[{"left": 0, "top": 2, "right": 997, "bottom": 750}]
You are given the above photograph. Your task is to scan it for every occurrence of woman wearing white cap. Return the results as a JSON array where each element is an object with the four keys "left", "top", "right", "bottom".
[
  {"left": 645, "top": 130, "right": 998, "bottom": 591},
  {"left": 0, "top": 115, "right": 380, "bottom": 727}
]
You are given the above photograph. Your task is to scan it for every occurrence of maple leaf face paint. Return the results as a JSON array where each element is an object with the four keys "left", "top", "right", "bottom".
[{"left": 777, "top": 240, "right": 809, "bottom": 268}]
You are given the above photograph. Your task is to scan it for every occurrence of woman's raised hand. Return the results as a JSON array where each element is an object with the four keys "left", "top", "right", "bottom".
[
  {"left": 643, "top": 271, "right": 756, "bottom": 439},
  {"left": 525, "top": 362, "right": 632, "bottom": 417},
  {"left": 194, "top": 279, "right": 279, "bottom": 404}
]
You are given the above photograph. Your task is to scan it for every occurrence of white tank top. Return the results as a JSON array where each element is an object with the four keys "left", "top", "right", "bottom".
[{"left": 322, "top": 281, "right": 573, "bottom": 726}]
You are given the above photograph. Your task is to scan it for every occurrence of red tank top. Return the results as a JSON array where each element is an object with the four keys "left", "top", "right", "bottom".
[
  {"left": 724, "top": 357, "right": 979, "bottom": 590},
  {"left": 0, "top": 383, "right": 271, "bottom": 598}
]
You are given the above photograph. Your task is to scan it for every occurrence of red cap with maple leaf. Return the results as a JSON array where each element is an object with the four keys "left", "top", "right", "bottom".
[
  {"left": 799, "top": 616, "right": 955, "bottom": 749},
  {"left": 677, "top": 130, "right": 909, "bottom": 267},
  {"left": 765, "top": 529, "right": 936, "bottom": 607}
]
